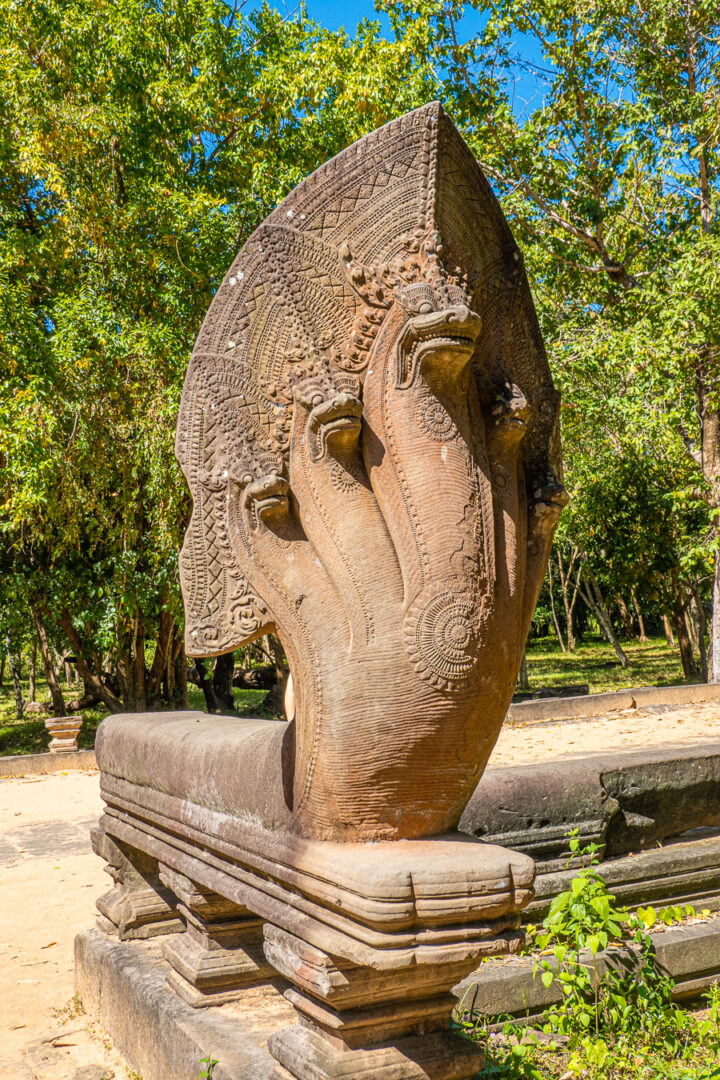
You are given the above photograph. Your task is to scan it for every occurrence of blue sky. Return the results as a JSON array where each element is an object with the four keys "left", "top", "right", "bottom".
[
  {"left": 259, "top": 0, "right": 549, "bottom": 116},
  {"left": 279, "top": 0, "right": 391, "bottom": 31}
]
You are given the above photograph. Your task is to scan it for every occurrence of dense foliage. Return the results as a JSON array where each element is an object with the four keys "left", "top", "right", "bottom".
[
  {"left": 455, "top": 835, "right": 720, "bottom": 1078},
  {"left": 1, "top": 0, "right": 718, "bottom": 713}
]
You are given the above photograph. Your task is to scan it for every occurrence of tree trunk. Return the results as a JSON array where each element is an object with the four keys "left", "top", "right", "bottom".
[
  {"left": 615, "top": 594, "right": 635, "bottom": 639},
  {"left": 213, "top": 652, "right": 236, "bottom": 713},
  {"left": 669, "top": 572, "right": 700, "bottom": 681},
  {"left": 28, "top": 637, "right": 37, "bottom": 702},
  {"left": 133, "top": 617, "right": 147, "bottom": 712},
  {"left": 700, "top": 386, "right": 720, "bottom": 681},
  {"left": 6, "top": 638, "right": 23, "bottom": 720},
  {"left": 558, "top": 551, "right": 577, "bottom": 651},
  {"left": 31, "top": 604, "right": 66, "bottom": 717},
  {"left": 58, "top": 610, "right": 124, "bottom": 713},
  {"left": 517, "top": 650, "right": 530, "bottom": 692},
  {"left": 146, "top": 605, "right": 173, "bottom": 706},
  {"left": 630, "top": 588, "right": 648, "bottom": 642},
  {"left": 579, "top": 562, "right": 629, "bottom": 668},
  {"left": 711, "top": 548, "right": 720, "bottom": 683},
  {"left": 0, "top": 651, "right": 4, "bottom": 688},
  {"left": 547, "top": 563, "right": 567, "bottom": 652},
  {"left": 174, "top": 638, "right": 189, "bottom": 709},
  {"left": 195, "top": 657, "right": 219, "bottom": 712},
  {"left": 691, "top": 584, "right": 708, "bottom": 683},
  {"left": 662, "top": 612, "right": 675, "bottom": 648},
  {"left": 265, "top": 634, "right": 290, "bottom": 714}
]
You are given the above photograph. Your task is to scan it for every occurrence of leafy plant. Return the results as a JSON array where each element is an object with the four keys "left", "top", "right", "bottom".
[
  {"left": 198, "top": 1055, "right": 219, "bottom": 1080},
  {"left": 456, "top": 831, "right": 720, "bottom": 1078}
]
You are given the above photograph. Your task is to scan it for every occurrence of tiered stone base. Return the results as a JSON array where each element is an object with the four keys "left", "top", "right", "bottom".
[
  {"left": 75, "top": 929, "right": 486, "bottom": 1080},
  {"left": 44, "top": 714, "right": 83, "bottom": 753},
  {"left": 75, "top": 927, "right": 289, "bottom": 1080},
  {"left": 81, "top": 715, "right": 536, "bottom": 1080}
]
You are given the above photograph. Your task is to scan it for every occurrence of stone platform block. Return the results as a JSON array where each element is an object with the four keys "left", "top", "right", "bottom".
[
  {"left": 75, "top": 927, "right": 292, "bottom": 1080},
  {"left": 453, "top": 914, "right": 720, "bottom": 1024},
  {"left": 463, "top": 742, "right": 720, "bottom": 862}
]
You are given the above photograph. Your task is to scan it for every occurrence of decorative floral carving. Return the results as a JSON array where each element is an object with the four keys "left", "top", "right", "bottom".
[{"left": 403, "top": 585, "right": 484, "bottom": 690}]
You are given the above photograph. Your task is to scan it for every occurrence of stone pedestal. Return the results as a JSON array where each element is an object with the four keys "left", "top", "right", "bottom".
[
  {"left": 75, "top": 102, "right": 564, "bottom": 1080},
  {"left": 264, "top": 925, "right": 491, "bottom": 1080},
  {"left": 75, "top": 927, "right": 291, "bottom": 1080},
  {"left": 160, "top": 865, "right": 274, "bottom": 1007},
  {"left": 92, "top": 828, "right": 183, "bottom": 940},
  {"left": 44, "top": 714, "right": 82, "bottom": 752}
]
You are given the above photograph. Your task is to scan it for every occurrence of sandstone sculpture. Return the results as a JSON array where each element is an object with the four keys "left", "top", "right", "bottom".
[{"left": 81, "top": 103, "right": 566, "bottom": 1080}]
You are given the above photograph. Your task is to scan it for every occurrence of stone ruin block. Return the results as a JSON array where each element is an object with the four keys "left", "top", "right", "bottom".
[{"left": 44, "top": 714, "right": 83, "bottom": 753}]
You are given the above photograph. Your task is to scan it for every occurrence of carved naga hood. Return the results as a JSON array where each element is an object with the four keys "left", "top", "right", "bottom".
[{"left": 176, "top": 102, "right": 563, "bottom": 662}]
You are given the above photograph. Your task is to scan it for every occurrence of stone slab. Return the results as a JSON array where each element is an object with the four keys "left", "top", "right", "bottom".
[
  {"left": 462, "top": 741, "right": 720, "bottom": 860},
  {"left": 0, "top": 749, "right": 96, "bottom": 778},
  {"left": 506, "top": 681, "right": 720, "bottom": 726},
  {"left": 453, "top": 915, "right": 720, "bottom": 1022},
  {"left": 528, "top": 833, "right": 720, "bottom": 919},
  {"left": 74, "top": 927, "right": 293, "bottom": 1080}
]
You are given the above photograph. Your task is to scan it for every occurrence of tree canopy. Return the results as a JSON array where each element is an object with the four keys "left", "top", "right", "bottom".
[{"left": 1, "top": 0, "right": 718, "bottom": 713}]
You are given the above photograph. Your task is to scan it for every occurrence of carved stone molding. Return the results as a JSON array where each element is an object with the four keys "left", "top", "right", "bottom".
[
  {"left": 91, "top": 827, "right": 182, "bottom": 940},
  {"left": 159, "top": 864, "right": 274, "bottom": 1007}
]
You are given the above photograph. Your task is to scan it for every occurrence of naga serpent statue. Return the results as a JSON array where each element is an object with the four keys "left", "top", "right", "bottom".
[
  {"left": 84, "top": 103, "right": 567, "bottom": 1080},
  {"left": 170, "top": 100, "right": 566, "bottom": 842}
]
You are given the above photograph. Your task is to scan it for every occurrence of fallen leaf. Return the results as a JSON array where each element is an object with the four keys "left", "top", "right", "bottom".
[{"left": 41, "top": 941, "right": 57, "bottom": 949}]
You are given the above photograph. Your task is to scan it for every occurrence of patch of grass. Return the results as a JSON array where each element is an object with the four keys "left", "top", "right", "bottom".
[
  {"left": 0, "top": 667, "right": 109, "bottom": 756},
  {"left": 525, "top": 634, "right": 687, "bottom": 695}
]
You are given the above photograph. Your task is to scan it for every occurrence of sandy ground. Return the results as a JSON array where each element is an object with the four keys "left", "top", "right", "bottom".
[
  {"left": 1, "top": 699, "right": 719, "bottom": 1077},
  {"left": 491, "top": 699, "right": 720, "bottom": 765},
  {"left": 0, "top": 772, "right": 124, "bottom": 1080}
]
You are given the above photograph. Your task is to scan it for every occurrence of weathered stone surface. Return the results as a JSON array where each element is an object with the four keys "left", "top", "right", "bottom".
[
  {"left": 529, "top": 833, "right": 720, "bottom": 919},
  {"left": 159, "top": 864, "right": 274, "bottom": 1007},
  {"left": 75, "top": 927, "right": 290, "bottom": 1080},
  {"left": 453, "top": 915, "right": 720, "bottom": 1022},
  {"left": 44, "top": 715, "right": 83, "bottom": 753},
  {"left": 0, "top": 748, "right": 96, "bottom": 778},
  {"left": 506, "top": 681, "right": 720, "bottom": 725},
  {"left": 270, "top": 1025, "right": 484, "bottom": 1080},
  {"left": 462, "top": 742, "right": 720, "bottom": 861},
  {"left": 170, "top": 98, "right": 565, "bottom": 843},
  {"left": 92, "top": 828, "right": 182, "bottom": 940},
  {"left": 264, "top": 925, "right": 488, "bottom": 1079}
]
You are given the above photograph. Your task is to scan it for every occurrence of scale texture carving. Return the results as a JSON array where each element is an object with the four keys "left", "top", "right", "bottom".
[{"left": 175, "top": 102, "right": 567, "bottom": 841}]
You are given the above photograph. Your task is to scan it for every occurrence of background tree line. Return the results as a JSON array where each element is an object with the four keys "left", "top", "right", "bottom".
[{"left": 1, "top": 0, "right": 718, "bottom": 716}]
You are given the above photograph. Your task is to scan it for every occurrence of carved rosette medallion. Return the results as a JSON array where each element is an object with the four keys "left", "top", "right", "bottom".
[
  {"left": 415, "top": 392, "right": 458, "bottom": 442},
  {"left": 403, "top": 585, "right": 484, "bottom": 690},
  {"left": 329, "top": 459, "right": 362, "bottom": 493}
]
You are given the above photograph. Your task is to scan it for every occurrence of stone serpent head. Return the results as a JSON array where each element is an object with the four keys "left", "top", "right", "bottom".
[{"left": 175, "top": 103, "right": 566, "bottom": 840}]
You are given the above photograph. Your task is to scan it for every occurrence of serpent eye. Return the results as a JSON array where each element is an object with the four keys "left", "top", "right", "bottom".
[
  {"left": 446, "top": 284, "right": 469, "bottom": 306},
  {"left": 396, "top": 283, "right": 437, "bottom": 315}
]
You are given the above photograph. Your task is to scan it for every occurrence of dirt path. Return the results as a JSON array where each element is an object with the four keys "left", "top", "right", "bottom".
[
  {"left": 0, "top": 771, "right": 125, "bottom": 1080},
  {"left": 1, "top": 700, "right": 719, "bottom": 1077}
]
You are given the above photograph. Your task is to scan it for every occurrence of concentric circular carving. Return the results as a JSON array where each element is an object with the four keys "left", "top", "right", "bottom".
[
  {"left": 404, "top": 588, "right": 480, "bottom": 689},
  {"left": 330, "top": 459, "right": 361, "bottom": 493},
  {"left": 416, "top": 396, "right": 457, "bottom": 441}
]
